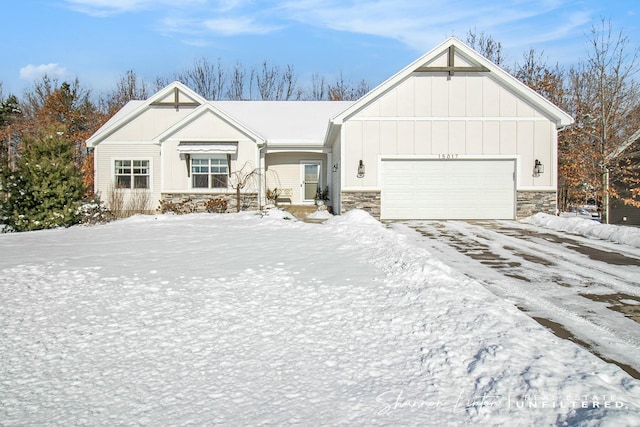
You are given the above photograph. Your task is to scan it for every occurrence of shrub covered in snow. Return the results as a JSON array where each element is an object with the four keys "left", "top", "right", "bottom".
[{"left": 76, "top": 201, "right": 115, "bottom": 225}]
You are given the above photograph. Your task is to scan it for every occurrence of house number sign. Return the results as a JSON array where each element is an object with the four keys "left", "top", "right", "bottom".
[{"left": 438, "top": 154, "right": 460, "bottom": 159}]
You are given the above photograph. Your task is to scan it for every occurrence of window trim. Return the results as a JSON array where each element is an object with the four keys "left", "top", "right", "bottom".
[
  {"left": 190, "top": 154, "right": 230, "bottom": 190},
  {"left": 112, "top": 158, "right": 152, "bottom": 191}
]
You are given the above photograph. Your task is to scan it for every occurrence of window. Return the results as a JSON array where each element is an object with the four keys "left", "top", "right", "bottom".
[
  {"left": 192, "top": 156, "right": 229, "bottom": 189},
  {"left": 115, "top": 160, "right": 149, "bottom": 189}
]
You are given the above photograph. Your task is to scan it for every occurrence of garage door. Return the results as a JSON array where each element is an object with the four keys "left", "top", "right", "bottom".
[{"left": 381, "top": 159, "right": 515, "bottom": 220}]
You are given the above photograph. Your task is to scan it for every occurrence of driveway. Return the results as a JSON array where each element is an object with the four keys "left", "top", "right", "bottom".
[{"left": 393, "top": 220, "right": 640, "bottom": 379}]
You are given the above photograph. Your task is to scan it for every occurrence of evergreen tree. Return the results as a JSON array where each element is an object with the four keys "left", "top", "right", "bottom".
[
  {"left": 0, "top": 131, "right": 85, "bottom": 231},
  {"left": 0, "top": 93, "right": 21, "bottom": 169}
]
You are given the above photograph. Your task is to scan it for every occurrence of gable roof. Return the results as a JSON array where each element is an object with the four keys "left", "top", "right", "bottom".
[
  {"left": 213, "top": 101, "right": 353, "bottom": 145},
  {"left": 86, "top": 81, "right": 207, "bottom": 147},
  {"left": 330, "top": 37, "right": 574, "bottom": 129},
  {"left": 155, "top": 103, "right": 266, "bottom": 144}
]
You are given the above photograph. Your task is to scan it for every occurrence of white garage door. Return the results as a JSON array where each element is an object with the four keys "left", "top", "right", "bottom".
[{"left": 381, "top": 159, "right": 515, "bottom": 220}]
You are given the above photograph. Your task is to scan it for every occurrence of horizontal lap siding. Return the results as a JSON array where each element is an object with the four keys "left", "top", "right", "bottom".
[
  {"left": 95, "top": 143, "right": 161, "bottom": 210},
  {"left": 265, "top": 153, "right": 325, "bottom": 204}
]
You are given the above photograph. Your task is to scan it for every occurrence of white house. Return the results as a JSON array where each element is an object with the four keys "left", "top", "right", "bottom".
[{"left": 87, "top": 37, "right": 573, "bottom": 220}]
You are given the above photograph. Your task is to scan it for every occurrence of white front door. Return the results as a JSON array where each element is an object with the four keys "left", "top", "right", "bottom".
[{"left": 301, "top": 162, "right": 321, "bottom": 203}]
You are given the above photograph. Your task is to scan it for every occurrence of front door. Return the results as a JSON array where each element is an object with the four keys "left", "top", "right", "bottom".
[{"left": 301, "top": 162, "right": 321, "bottom": 203}]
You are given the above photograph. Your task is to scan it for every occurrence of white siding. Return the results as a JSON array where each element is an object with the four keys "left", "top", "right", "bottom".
[
  {"left": 94, "top": 142, "right": 161, "bottom": 211},
  {"left": 159, "top": 109, "right": 260, "bottom": 193},
  {"left": 104, "top": 107, "right": 196, "bottom": 142}
]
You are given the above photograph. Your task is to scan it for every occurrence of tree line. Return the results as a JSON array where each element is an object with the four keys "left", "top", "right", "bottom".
[{"left": 1, "top": 20, "right": 639, "bottom": 231}]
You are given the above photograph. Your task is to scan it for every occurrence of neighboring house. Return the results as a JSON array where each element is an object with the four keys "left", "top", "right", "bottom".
[
  {"left": 609, "top": 128, "right": 640, "bottom": 226},
  {"left": 87, "top": 37, "right": 573, "bottom": 220}
]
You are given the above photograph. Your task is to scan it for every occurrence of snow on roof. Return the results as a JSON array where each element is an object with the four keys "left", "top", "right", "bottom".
[{"left": 212, "top": 101, "right": 354, "bottom": 144}]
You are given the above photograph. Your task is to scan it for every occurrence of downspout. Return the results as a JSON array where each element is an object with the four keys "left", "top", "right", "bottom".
[{"left": 258, "top": 142, "right": 267, "bottom": 210}]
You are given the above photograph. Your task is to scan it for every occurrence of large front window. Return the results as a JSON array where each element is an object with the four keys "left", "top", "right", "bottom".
[
  {"left": 192, "top": 156, "right": 228, "bottom": 189},
  {"left": 115, "top": 160, "right": 149, "bottom": 189}
]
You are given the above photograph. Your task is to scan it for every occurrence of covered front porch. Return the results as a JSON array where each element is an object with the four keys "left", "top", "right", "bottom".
[{"left": 263, "top": 150, "right": 333, "bottom": 208}]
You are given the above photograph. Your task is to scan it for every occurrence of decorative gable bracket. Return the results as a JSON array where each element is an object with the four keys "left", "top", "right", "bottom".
[
  {"left": 150, "top": 87, "right": 201, "bottom": 111},
  {"left": 415, "top": 45, "right": 489, "bottom": 76}
]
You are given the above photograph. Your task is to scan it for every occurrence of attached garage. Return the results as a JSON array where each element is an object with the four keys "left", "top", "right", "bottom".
[
  {"left": 381, "top": 159, "right": 516, "bottom": 220},
  {"left": 330, "top": 37, "right": 574, "bottom": 220}
]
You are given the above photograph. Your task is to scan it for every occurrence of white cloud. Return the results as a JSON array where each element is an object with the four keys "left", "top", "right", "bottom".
[
  {"left": 63, "top": 0, "right": 206, "bottom": 17},
  {"left": 19, "top": 63, "right": 68, "bottom": 81},
  {"left": 161, "top": 14, "right": 282, "bottom": 38},
  {"left": 277, "top": 0, "right": 591, "bottom": 52},
  {"left": 62, "top": 0, "right": 594, "bottom": 57},
  {"left": 202, "top": 17, "right": 282, "bottom": 36}
]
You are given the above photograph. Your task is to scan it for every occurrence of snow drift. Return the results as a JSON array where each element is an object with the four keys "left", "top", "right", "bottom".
[{"left": 527, "top": 213, "right": 640, "bottom": 249}]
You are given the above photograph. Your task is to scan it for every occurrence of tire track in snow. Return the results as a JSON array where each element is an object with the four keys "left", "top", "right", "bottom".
[{"left": 394, "top": 220, "right": 640, "bottom": 377}]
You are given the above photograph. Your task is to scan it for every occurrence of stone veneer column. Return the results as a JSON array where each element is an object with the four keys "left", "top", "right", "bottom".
[
  {"left": 340, "top": 190, "right": 381, "bottom": 219},
  {"left": 516, "top": 191, "right": 557, "bottom": 219}
]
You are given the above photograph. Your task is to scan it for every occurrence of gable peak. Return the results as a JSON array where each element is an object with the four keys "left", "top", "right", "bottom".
[{"left": 149, "top": 81, "right": 206, "bottom": 111}]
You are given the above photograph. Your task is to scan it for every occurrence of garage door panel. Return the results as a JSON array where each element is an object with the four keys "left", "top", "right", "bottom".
[{"left": 381, "top": 159, "right": 515, "bottom": 220}]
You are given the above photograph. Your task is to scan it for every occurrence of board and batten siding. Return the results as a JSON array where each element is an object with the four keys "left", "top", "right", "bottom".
[
  {"left": 342, "top": 72, "right": 557, "bottom": 190},
  {"left": 94, "top": 142, "right": 161, "bottom": 211}
]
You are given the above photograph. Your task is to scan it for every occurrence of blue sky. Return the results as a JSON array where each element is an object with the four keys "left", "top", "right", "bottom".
[{"left": 1, "top": 0, "right": 638, "bottom": 98}]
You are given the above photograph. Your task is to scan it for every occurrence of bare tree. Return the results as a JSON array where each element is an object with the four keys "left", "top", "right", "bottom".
[
  {"left": 100, "top": 70, "right": 149, "bottom": 116},
  {"left": 178, "top": 57, "right": 226, "bottom": 100},
  {"left": 281, "top": 64, "right": 303, "bottom": 100},
  {"left": 582, "top": 19, "right": 640, "bottom": 221},
  {"left": 227, "top": 62, "right": 247, "bottom": 100},
  {"left": 21, "top": 74, "right": 58, "bottom": 121},
  {"left": 466, "top": 29, "right": 506, "bottom": 67},
  {"left": 327, "top": 72, "right": 370, "bottom": 101},
  {"left": 250, "top": 62, "right": 301, "bottom": 100},
  {"left": 310, "top": 73, "right": 327, "bottom": 100},
  {"left": 515, "top": 48, "right": 565, "bottom": 106},
  {"left": 153, "top": 75, "right": 172, "bottom": 92},
  {"left": 229, "top": 161, "right": 261, "bottom": 212}
]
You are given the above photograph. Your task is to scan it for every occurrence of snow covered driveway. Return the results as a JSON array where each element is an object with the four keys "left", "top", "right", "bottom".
[
  {"left": 395, "top": 219, "right": 640, "bottom": 379},
  {"left": 1, "top": 211, "right": 639, "bottom": 425}
]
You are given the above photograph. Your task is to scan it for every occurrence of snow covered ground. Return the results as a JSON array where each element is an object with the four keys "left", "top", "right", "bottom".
[{"left": 1, "top": 210, "right": 639, "bottom": 425}]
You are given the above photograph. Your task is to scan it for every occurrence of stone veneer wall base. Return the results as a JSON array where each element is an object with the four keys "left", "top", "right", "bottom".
[
  {"left": 516, "top": 190, "right": 557, "bottom": 219},
  {"left": 160, "top": 192, "right": 259, "bottom": 213},
  {"left": 340, "top": 190, "right": 556, "bottom": 221},
  {"left": 341, "top": 190, "right": 381, "bottom": 219}
]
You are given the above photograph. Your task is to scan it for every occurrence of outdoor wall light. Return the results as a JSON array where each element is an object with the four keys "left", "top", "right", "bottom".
[
  {"left": 533, "top": 159, "right": 544, "bottom": 177},
  {"left": 333, "top": 163, "right": 339, "bottom": 173},
  {"left": 357, "top": 160, "right": 365, "bottom": 178}
]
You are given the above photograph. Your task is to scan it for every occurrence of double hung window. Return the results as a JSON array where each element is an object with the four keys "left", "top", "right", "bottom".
[
  {"left": 115, "top": 160, "right": 149, "bottom": 189},
  {"left": 192, "top": 156, "right": 228, "bottom": 189}
]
